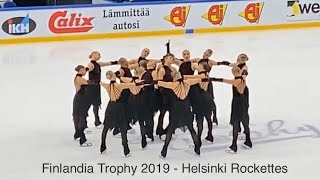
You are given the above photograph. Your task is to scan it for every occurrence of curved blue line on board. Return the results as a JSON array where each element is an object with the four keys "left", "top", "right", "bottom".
[{"left": 0, "top": 0, "right": 250, "bottom": 12}]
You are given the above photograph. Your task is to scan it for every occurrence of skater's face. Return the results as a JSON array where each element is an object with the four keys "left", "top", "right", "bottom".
[
  {"left": 165, "top": 55, "right": 174, "bottom": 64},
  {"left": 142, "top": 48, "right": 150, "bottom": 57},
  {"left": 147, "top": 60, "right": 156, "bottom": 69},
  {"left": 91, "top": 52, "right": 101, "bottom": 61},
  {"left": 203, "top": 49, "right": 213, "bottom": 59},
  {"left": 238, "top": 54, "right": 249, "bottom": 63},
  {"left": 182, "top": 50, "right": 190, "bottom": 60},
  {"left": 77, "top": 67, "right": 86, "bottom": 75}
]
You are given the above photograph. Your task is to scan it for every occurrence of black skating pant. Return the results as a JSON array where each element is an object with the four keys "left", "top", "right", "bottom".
[
  {"left": 230, "top": 116, "right": 251, "bottom": 152},
  {"left": 160, "top": 123, "right": 200, "bottom": 157},
  {"left": 101, "top": 126, "right": 130, "bottom": 155},
  {"left": 196, "top": 113, "right": 213, "bottom": 140},
  {"left": 73, "top": 115, "right": 87, "bottom": 145}
]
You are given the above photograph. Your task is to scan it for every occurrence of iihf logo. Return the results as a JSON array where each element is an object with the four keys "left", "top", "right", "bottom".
[{"left": 2, "top": 14, "right": 37, "bottom": 36}]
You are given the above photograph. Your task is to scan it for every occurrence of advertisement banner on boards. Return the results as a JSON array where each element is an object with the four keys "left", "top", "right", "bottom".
[{"left": 286, "top": 0, "right": 320, "bottom": 22}]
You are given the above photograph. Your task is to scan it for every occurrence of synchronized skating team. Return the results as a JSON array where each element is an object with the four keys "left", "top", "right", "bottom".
[{"left": 72, "top": 41, "right": 252, "bottom": 158}]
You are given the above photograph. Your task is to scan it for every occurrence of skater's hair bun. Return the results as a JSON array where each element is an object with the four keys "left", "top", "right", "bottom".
[
  {"left": 206, "top": 49, "right": 213, "bottom": 54},
  {"left": 165, "top": 53, "right": 174, "bottom": 58},
  {"left": 119, "top": 57, "right": 127, "bottom": 64},
  {"left": 200, "top": 62, "right": 210, "bottom": 72},
  {"left": 232, "top": 67, "right": 241, "bottom": 74},
  {"left": 106, "top": 71, "right": 114, "bottom": 77},
  {"left": 238, "top": 53, "right": 249, "bottom": 61},
  {"left": 139, "top": 60, "right": 147, "bottom": 69},
  {"left": 75, "top": 65, "right": 84, "bottom": 72},
  {"left": 135, "top": 67, "right": 145, "bottom": 76}
]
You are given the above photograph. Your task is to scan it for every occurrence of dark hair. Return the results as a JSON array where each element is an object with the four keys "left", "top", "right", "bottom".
[
  {"left": 200, "top": 62, "right": 210, "bottom": 72},
  {"left": 75, "top": 65, "right": 84, "bottom": 72}
]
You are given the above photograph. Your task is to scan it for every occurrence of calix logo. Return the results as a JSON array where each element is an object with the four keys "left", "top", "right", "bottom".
[
  {"left": 163, "top": 6, "right": 190, "bottom": 27},
  {"left": 239, "top": 2, "right": 264, "bottom": 23},
  {"left": 202, "top": 4, "right": 228, "bottom": 25},
  {"left": 48, "top": 11, "right": 94, "bottom": 34},
  {"left": 287, "top": 0, "right": 320, "bottom": 16}
]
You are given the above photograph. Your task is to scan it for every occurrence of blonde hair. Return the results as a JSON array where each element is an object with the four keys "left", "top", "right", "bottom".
[
  {"left": 134, "top": 67, "right": 145, "bottom": 77},
  {"left": 232, "top": 67, "right": 241, "bottom": 75}
]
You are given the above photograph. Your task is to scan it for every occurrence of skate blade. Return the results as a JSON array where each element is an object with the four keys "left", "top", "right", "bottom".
[
  {"left": 225, "top": 148, "right": 236, "bottom": 154},
  {"left": 142, "top": 146, "right": 148, "bottom": 150},
  {"left": 125, "top": 153, "right": 132, "bottom": 158},
  {"left": 80, "top": 143, "right": 92, "bottom": 147},
  {"left": 242, "top": 144, "right": 252, "bottom": 149},
  {"left": 127, "top": 129, "right": 136, "bottom": 134},
  {"left": 74, "top": 138, "right": 80, "bottom": 141},
  {"left": 238, "top": 136, "right": 245, "bottom": 140},
  {"left": 113, "top": 134, "right": 121, "bottom": 138},
  {"left": 84, "top": 130, "right": 92, "bottom": 134},
  {"left": 203, "top": 139, "right": 214, "bottom": 144},
  {"left": 96, "top": 125, "right": 104, "bottom": 129},
  {"left": 100, "top": 149, "right": 107, "bottom": 154},
  {"left": 159, "top": 155, "right": 166, "bottom": 159}
]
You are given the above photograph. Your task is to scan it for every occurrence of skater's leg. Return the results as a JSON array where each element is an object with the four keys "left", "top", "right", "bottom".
[
  {"left": 187, "top": 123, "right": 200, "bottom": 155},
  {"left": 160, "top": 124, "right": 174, "bottom": 158},
  {"left": 120, "top": 130, "right": 130, "bottom": 156},
  {"left": 100, "top": 126, "right": 108, "bottom": 153},
  {"left": 93, "top": 105, "right": 102, "bottom": 127}
]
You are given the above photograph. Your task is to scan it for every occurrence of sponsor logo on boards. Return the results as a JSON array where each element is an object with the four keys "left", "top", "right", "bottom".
[
  {"left": 164, "top": 6, "right": 190, "bottom": 27},
  {"left": 48, "top": 11, "right": 94, "bottom": 34},
  {"left": 2, "top": 14, "right": 36, "bottom": 35},
  {"left": 239, "top": 2, "right": 264, "bottom": 23},
  {"left": 202, "top": 4, "right": 228, "bottom": 25},
  {"left": 287, "top": 0, "right": 320, "bottom": 21}
]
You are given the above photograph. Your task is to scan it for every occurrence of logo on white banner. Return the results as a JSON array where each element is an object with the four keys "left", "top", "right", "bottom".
[
  {"left": 2, "top": 14, "right": 36, "bottom": 35},
  {"left": 48, "top": 11, "right": 95, "bottom": 34},
  {"left": 287, "top": 0, "right": 320, "bottom": 21}
]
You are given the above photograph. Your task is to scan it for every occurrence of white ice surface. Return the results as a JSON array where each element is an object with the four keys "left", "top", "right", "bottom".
[{"left": 0, "top": 28, "right": 320, "bottom": 180}]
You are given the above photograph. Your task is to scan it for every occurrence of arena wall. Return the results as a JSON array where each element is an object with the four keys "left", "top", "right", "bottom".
[{"left": 0, "top": 0, "right": 319, "bottom": 44}]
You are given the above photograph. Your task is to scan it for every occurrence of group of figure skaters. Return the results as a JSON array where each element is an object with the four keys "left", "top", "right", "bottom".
[{"left": 72, "top": 41, "right": 252, "bottom": 158}]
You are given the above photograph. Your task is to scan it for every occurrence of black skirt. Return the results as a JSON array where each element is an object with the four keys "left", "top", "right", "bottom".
[
  {"left": 169, "top": 97, "right": 193, "bottom": 131},
  {"left": 230, "top": 96, "right": 248, "bottom": 125},
  {"left": 73, "top": 93, "right": 91, "bottom": 118},
  {"left": 87, "top": 85, "right": 101, "bottom": 106},
  {"left": 103, "top": 101, "right": 129, "bottom": 131}
]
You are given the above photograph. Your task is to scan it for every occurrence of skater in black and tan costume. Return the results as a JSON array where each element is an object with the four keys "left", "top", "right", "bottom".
[
  {"left": 86, "top": 51, "right": 119, "bottom": 128},
  {"left": 218, "top": 53, "right": 250, "bottom": 136},
  {"left": 73, "top": 65, "right": 98, "bottom": 147},
  {"left": 100, "top": 71, "right": 145, "bottom": 157},
  {"left": 210, "top": 67, "right": 252, "bottom": 153},
  {"left": 157, "top": 71, "right": 202, "bottom": 158},
  {"left": 183, "top": 62, "right": 215, "bottom": 143},
  {"left": 156, "top": 53, "right": 177, "bottom": 138},
  {"left": 190, "top": 49, "right": 220, "bottom": 126},
  {"left": 112, "top": 58, "right": 139, "bottom": 135}
]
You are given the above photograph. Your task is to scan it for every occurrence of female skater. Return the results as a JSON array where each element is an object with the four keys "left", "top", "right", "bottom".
[
  {"left": 86, "top": 51, "right": 119, "bottom": 128},
  {"left": 100, "top": 71, "right": 145, "bottom": 156},
  {"left": 184, "top": 62, "right": 214, "bottom": 143},
  {"left": 156, "top": 53, "right": 176, "bottom": 138},
  {"left": 218, "top": 53, "right": 249, "bottom": 136},
  {"left": 112, "top": 58, "right": 139, "bottom": 135},
  {"left": 139, "top": 60, "right": 158, "bottom": 143},
  {"left": 210, "top": 67, "right": 252, "bottom": 153},
  {"left": 73, "top": 65, "right": 96, "bottom": 146},
  {"left": 190, "top": 49, "right": 219, "bottom": 125},
  {"left": 157, "top": 72, "right": 202, "bottom": 158}
]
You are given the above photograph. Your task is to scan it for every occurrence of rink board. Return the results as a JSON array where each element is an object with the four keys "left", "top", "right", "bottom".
[{"left": 0, "top": 0, "right": 320, "bottom": 44}]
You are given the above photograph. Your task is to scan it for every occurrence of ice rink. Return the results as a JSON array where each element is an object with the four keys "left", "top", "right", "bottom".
[{"left": 1, "top": 28, "right": 320, "bottom": 180}]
